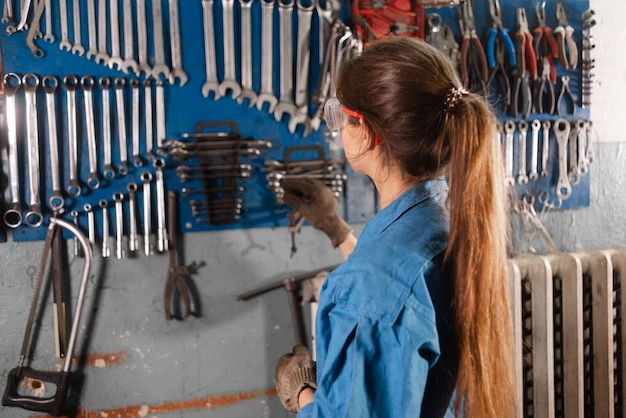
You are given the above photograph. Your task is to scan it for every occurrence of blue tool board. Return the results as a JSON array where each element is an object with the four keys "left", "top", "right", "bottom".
[{"left": 0, "top": 0, "right": 591, "bottom": 243}]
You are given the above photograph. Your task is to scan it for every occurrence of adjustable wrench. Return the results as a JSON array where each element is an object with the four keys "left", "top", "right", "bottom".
[
  {"left": 43, "top": 0, "right": 54, "bottom": 42},
  {"left": 237, "top": 0, "right": 256, "bottom": 106},
  {"left": 3, "top": 74, "right": 22, "bottom": 228},
  {"left": 95, "top": 0, "right": 109, "bottom": 63},
  {"left": 529, "top": 120, "right": 540, "bottom": 181},
  {"left": 144, "top": 79, "right": 154, "bottom": 156},
  {"left": 156, "top": 80, "right": 166, "bottom": 151},
  {"left": 141, "top": 171, "right": 154, "bottom": 256},
  {"left": 115, "top": 77, "right": 129, "bottom": 175},
  {"left": 503, "top": 120, "right": 515, "bottom": 187},
  {"left": 553, "top": 118, "right": 571, "bottom": 200},
  {"left": 219, "top": 0, "right": 241, "bottom": 98},
  {"left": 274, "top": 0, "right": 298, "bottom": 123},
  {"left": 130, "top": 78, "right": 142, "bottom": 167},
  {"left": 288, "top": 0, "right": 314, "bottom": 136},
  {"left": 168, "top": 0, "right": 187, "bottom": 86},
  {"left": 85, "top": 0, "right": 97, "bottom": 58},
  {"left": 517, "top": 121, "right": 528, "bottom": 184},
  {"left": 71, "top": 0, "right": 85, "bottom": 55},
  {"left": 23, "top": 74, "right": 43, "bottom": 227},
  {"left": 136, "top": 0, "right": 151, "bottom": 76},
  {"left": 122, "top": 0, "right": 137, "bottom": 74},
  {"left": 151, "top": 0, "right": 170, "bottom": 80},
  {"left": 108, "top": 0, "right": 124, "bottom": 70},
  {"left": 540, "top": 120, "right": 550, "bottom": 177},
  {"left": 84, "top": 203, "right": 95, "bottom": 248},
  {"left": 43, "top": 76, "right": 64, "bottom": 210},
  {"left": 127, "top": 182, "right": 139, "bottom": 253},
  {"left": 99, "top": 199, "right": 111, "bottom": 258},
  {"left": 201, "top": 0, "right": 220, "bottom": 99},
  {"left": 82, "top": 76, "right": 100, "bottom": 190},
  {"left": 113, "top": 192, "right": 125, "bottom": 259},
  {"left": 256, "top": 0, "right": 277, "bottom": 112},
  {"left": 65, "top": 74, "right": 82, "bottom": 197},
  {"left": 154, "top": 158, "right": 168, "bottom": 253},
  {"left": 99, "top": 77, "right": 115, "bottom": 179}
]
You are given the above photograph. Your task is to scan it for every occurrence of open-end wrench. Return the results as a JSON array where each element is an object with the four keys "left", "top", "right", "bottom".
[
  {"left": 3, "top": 74, "right": 22, "bottom": 228},
  {"left": 576, "top": 119, "right": 588, "bottom": 177},
  {"left": 95, "top": 0, "right": 109, "bottom": 63},
  {"left": 237, "top": 0, "right": 256, "bottom": 106},
  {"left": 99, "top": 77, "right": 115, "bottom": 179},
  {"left": 141, "top": 171, "right": 154, "bottom": 256},
  {"left": 130, "top": 78, "right": 143, "bottom": 167},
  {"left": 25, "top": 0, "right": 45, "bottom": 58},
  {"left": 82, "top": 76, "right": 100, "bottom": 189},
  {"left": 529, "top": 119, "right": 540, "bottom": 181},
  {"left": 43, "top": 0, "right": 54, "bottom": 42},
  {"left": 127, "top": 182, "right": 139, "bottom": 253},
  {"left": 288, "top": 0, "right": 314, "bottom": 136},
  {"left": 65, "top": 74, "right": 82, "bottom": 197},
  {"left": 156, "top": 80, "right": 166, "bottom": 151},
  {"left": 154, "top": 158, "right": 168, "bottom": 253},
  {"left": 3, "top": 0, "right": 16, "bottom": 33},
  {"left": 553, "top": 118, "right": 571, "bottom": 200},
  {"left": 517, "top": 121, "right": 529, "bottom": 184},
  {"left": 115, "top": 77, "right": 129, "bottom": 175},
  {"left": 71, "top": 0, "right": 85, "bottom": 55},
  {"left": 85, "top": 0, "right": 97, "bottom": 59},
  {"left": 274, "top": 0, "right": 298, "bottom": 123},
  {"left": 503, "top": 120, "right": 515, "bottom": 187},
  {"left": 23, "top": 74, "right": 43, "bottom": 227},
  {"left": 84, "top": 203, "right": 95, "bottom": 248},
  {"left": 43, "top": 76, "right": 64, "bottom": 210},
  {"left": 219, "top": 0, "right": 241, "bottom": 98},
  {"left": 144, "top": 79, "right": 154, "bottom": 156},
  {"left": 540, "top": 120, "right": 550, "bottom": 177},
  {"left": 256, "top": 0, "right": 277, "bottom": 112},
  {"left": 316, "top": 0, "right": 332, "bottom": 66},
  {"left": 108, "top": 0, "right": 124, "bottom": 70},
  {"left": 201, "top": 0, "right": 221, "bottom": 99},
  {"left": 168, "top": 0, "right": 187, "bottom": 86},
  {"left": 151, "top": 0, "right": 170, "bottom": 80},
  {"left": 122, "top": 0, "right": 137, "bottom": 74},
  {"left": 136, "top": 0, "right": 151, "bottom": 76},
  {"left": 16, "top": 0, "right": 32, "bottom": 32},
  {"left": 99, "top": 199, "right": 111, "bottom": 258},
  {"left": 113, "top": 192, "right": 125, "bottom": 259}
]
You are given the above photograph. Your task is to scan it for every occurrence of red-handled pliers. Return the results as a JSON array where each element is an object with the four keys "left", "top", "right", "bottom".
[
  {"left": 457, "top": 0, "right": 488, "bottom": 94},
  {"left": 510, "top": 8, "right": 537, "bottom": 119}
]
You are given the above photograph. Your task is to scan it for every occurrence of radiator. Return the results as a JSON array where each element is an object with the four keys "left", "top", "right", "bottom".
[{"left": 508, "top": 248, "right": 626, "bottom": 418}]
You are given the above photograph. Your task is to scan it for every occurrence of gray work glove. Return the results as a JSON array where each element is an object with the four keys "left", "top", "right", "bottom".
[
  {"left": 281, "top": 178, "right": 352, "bottom": 247},
  {"left": 275, "top": 344, "right": 317, "bottom": 413}
]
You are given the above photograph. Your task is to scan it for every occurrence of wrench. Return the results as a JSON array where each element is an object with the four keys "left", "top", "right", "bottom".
[
  {"left": 136, "top": 0, "right": 151, "bottom": 76},
  {"left": 553, "top": 118, "right": 572, "bottom": 200},
  {"left": 503, "top": 120, "right": 515, "bottom": 187},
  {"left": 585, "top": 120, "right": 594, "bottom": 165},
  {"left": 316, "top": 0, "right": 332, "bottom": 66},
  {"left": 151, "top": 0, "right": 170, "bottom": 80},
  {"left": 144, "top": 79, "right": 154, "bottom": 156},
  {"left": 113, "top": 192, "right": 125, "bottom": 259},
  {"left": 25, "top": 0, "right": 45, "bottom": 58},
  {"left": 237, "top": 0, "right": 256, "bottom": 106},
  {"left": 201, "top": 0, "right": 221, "bottom": 99},
  {"left": 168, "top": 0, "right": 187, "bottom": 86},
  {"left": 108, "top": 0, "right": 124, "bottom": 70},
  {"left": 517, "top": 121, "right": 528, "bottom": 184},
  {"left": 43, "top": 75, "right": 64, "bottom": 210},
  {"left": 65, "top": 74, "right": 82, "bottom": 197},
  {"left": 219, "top": 0, "right": 241, "bottom": 98},
  {"left": 141, "top": 171, "right": 154, "bottom": 256},
  {"left": 115, "top": 77, "right": 129, "bottom": 175},
  {"left": 288, "top": 0, "right": 314, "bottom": 136},
  {"left": 540, "top": 120, "right": 550, "bottom": 177},
  {"left": 84, "top": 203, "right": 95, "bottom": 248},
  {"left": 23, "top": 74, "right": 43, "bottom": 227},
  {"left": 256, "top": 0, "right": 277, "bottom": 112},
  {"left": 71, "top": 210, "right": 81, "bottom": 257},
  {"left": 95, "top": 0, "right": 109, "bottom": 63},
  {"left": 274, "top": 0, "right": 298, "bottom": 123},
  {"left": 568, "top": 120, "right": 579, "bottom": 185},
  {"left": 43, "top": 0, "right": 54, "bottom": 42},
  {"left": 529, "top": 119, "right": 540, "bottom": 181},
  {"left": 127, "top": 182, "right": 139, "bottom": 253},
  {"left": 99, "top": 199, "right": 111, "bottom": 258},
  {"left": 122, "top": 0, "right": 138, "bottom": 74},
  {"left": 16, "top": 0, "right": 32, "bottom": 31},
  {"left": 3, "top": 74, "right": 22, "bottom": 228},
  {"left": 85, "top": 0, "right": 97, "bottom": 59},
  {"left": 2, "top": 0, "right": 15, "bottom": 31},
  {"left": 71, "top": 0, "right": 85, "bottom": 55},
  {"left": 130, "top": 78, "right": 143, "bottom": 167},
  {"left": 99, "top": 77, "right": 115, "bottom": 179},
  {"left": 82, "top": 76, "right": 100, "bottom": 189},
  {"left": 156, "top": 80, "right": 166, "bottom": 151},
  {"left": 154, "top": 158, "right": 168, "bottom": 253},
  {"left": 576, "top": 119, "right": 588, "bottom": 176}
]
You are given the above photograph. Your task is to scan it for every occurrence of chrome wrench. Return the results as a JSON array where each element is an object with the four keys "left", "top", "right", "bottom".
[
  {"left": 85, "top": 0, "right": 96, "bottom": 58},
  {"left": 3, "top": 0, "right": 16, "bottom": 34},
  {"left": 84, "top": 203, "right": 95, "bottom": 248},
  {"left": 576, "top": 119, "right": 588, "bottom": 176},
  {"left": 65, "top": 74, "right": 81, "bottom": 197},
  {"left": 168, "top": 0, "right": 187, "bottom": 85},
  {"left": 288, "top": 0, "right": 314, "bottom": 136},
  {"left": 25, "top": 0, "right": 45, "bottom": 58},
  {"left": 127, "top": 182, "right": 139, "bottom": 253},
  {"left": 95, "top": 0, "right": 109, "bottom": 63},
  {"left": 43, "top": 0, "right": 54, "bottom": 42},
  {"left": 81, "top": 76, "right": 100, "bottom": 189},
  {"left": 256, "top": 0, "right": 277, "bottom": 112},
  {"left": 130, "top": 78, "right": 142, "bottom": 167},
  {"left": 3, "top": 74, "right": 22, "bottom": 228},
  {"left": 503, "top": 120, "right": 515, "bottom": 187},
  {"left": 113, "top": 192, "right": 125, "bottom": 259},
  {"left": 219, "top": 0, "right": 241, "bottom": 98},
  {"left": 99, "top": 199, "right": 111, "bottom": 258},
  {"left": 517, "top": 121, "right": 528, "bottom": 184},
  {"left": 568, "top": 121, "right": 579, "bottom": 185},
  {"left": 585, "top": 121, "right": 594, "bottom": 166},
  {"left": 540, "top": 120, "right": 550, "bottom": 177},
  {"left": 16, "top": 0, "right": 32, "bottom": 32},
  {"left": 23, "top": 74, "right": 43, "bottom": 227},
  {"left": 122, "top": 0, "right": 137, "bottom": 74},
  {"left": 71, "top": 210, "right": 80, "bottom": 257},
  {"left": 99, "top": 77, "right": 115, "bottom": 179},
  {"left": 553, "top": 118, "right": 572, "bottom": 200},
  {"left": 108, "top": 0, "right": 124, "bottom": 70},
  {"left": 136, "top": 0, "right": 151, "bottom": 76},
  {"left": 156, "top": 80, "right": 166, "bottom": 151},
  {"left": 144, "top": 79, "right": 154, "bottom": 156},
  {"left": 151, "top": 0, "right": 170, "bottom": 80},
  {"left": 71, "top": 0, "right": 85, "bottom": 55},
  {"left": 529, "top": 119, "right": 540, "bottom": 181},
  {"left": 114, "top": 77, "right": 129, "bottom": 175},
  {"left": 154, "top": 158, "right": 168, "bottom": 252},
  {"left": 201, "top": 0, "right": 221, "bottom": 99},
  {"left": 141, "top": 171, "right": 154, "bottom": 256},
  {"left": 43, "top": 75, "right": 64, "bottom": 210},
  {"left": 237, "top": 0, "right": 256, "bottom": 106},
  {"left": 274, "top": 0, "right": 298, "bottom": 123}
]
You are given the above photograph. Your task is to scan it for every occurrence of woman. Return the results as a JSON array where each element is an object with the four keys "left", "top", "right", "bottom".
[{"left": 275, "top": 37, "right": 516, "bottom": 417}]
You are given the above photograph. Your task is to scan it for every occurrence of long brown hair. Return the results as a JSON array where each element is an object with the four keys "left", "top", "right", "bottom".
[{"left": 336, "top": 37, "right": 516, "bottom": 417}]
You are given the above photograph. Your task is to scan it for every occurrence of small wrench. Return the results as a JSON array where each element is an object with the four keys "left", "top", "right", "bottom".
[
  {"left": 156, "top": 80, "right": 166, "bottom": 151},
  {"left": 141, "top": 171, "right": 154, "bottom": 256},
  {"left": 85, "top": 0, "right": 97, "bottom": 59},
  {"left": 3, "top": 0, "right": 16, "bottom": 33},
  {"left": 84, "top": 203, "right": 96, "bottom": 248},
  {"left": 540, "top": 120, "right": 550, "bottom": 177},
  {"left": 144, "top": 79, "right": 154, "bottom": 156},
  {"left": 237, "top": 0, "right": 256, "bottom": 106},
  {"left": 529, "top": 120, "right": 540, "bottom": 181},
  {"left": 16, "top": 0, "right": 32, "bottom": 32},
  {"left": 95, "top": 0, "right": 109, "bottom": 63},
  {"left": 576, "top": 119, "right": 588, "bottom": 176},
  {"left": 43, "top": 0, "right": 54, "bottom": 42},
  {"left": 568, "top": 120, "right": 579, "bottom": 185},
  {"left": 256, "top": 0, "right": 277, "bottom": 112},
  {"left": 122, "top": 0, "right": 138, "bottom": 74},
  {"left": 25, "top": 0, "right": 45, "bottom": 58},
  {"left": 115, "top": 77, "right": 129, "bottom": 175},
  {"left": 43, "top": 75, "right": 64, "bottom": 210},
  {"left": 23, "top": 74, "right": 43, "bottom": 227},
  {"left": 136, "top": 0, "right": 151, "bottom": 76},
  {"left": 274, "top": 0, "right": 298, "bottom": 123},
  {"left": 517, "top": 121, "right": 529, "bottom": 184},
  {"left": 168, "top": 0, "right": 187, "bottom": 85},
  {"left": 288, "top": 0, "right": 314, "bottom": 136},
  {"left": 585, "top": 121, "right": 594, "bottom": 166},
  {"left": 3, "top": 74, "right": 23, "bottom": 228},
  {"left": 219, "top": 0, "right": 241, "bottom": 98},
  {"left": 113, "top": 192, "right": 125, "bottom": 259},
  {"left": 503, "top": 120, "right": 515, "bottom": 187},
  {"left": 100, "top": 199, "right": 111, "bottom": 258},
  {"left": 127, "top": 182, "right": 139, "bottom": 253},
  {"left": 201, "top": 0, "right": 221, "bottom": 99},
  {"left": 130, "top": 78, "right": 143, "bottom": 167},
  {"left": 154, "top": 158, "right": 168, "bottom": 253},
  {"left": 151, "top": 0, "right": 170, "bottom": 80},
  {"left": 553, "top": 118, "right": 572, "bottom": 200},
  {"left": 82, "top": 76, "right": 100, "bottom": 189},
  {"left": 71, "top": 0, "right": 85, "bottom": 55},
  {"left": 65, "top": 74, "right": 82, "bottom": 197},
  {"left": 99, "top": 77, "right": 115, "bottom": 179},
  {"left": 108, "top": 0, "right": 124, "bottom": 70}
]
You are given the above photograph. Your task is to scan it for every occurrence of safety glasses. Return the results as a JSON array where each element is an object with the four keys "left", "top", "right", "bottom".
[{"left": 323, "top": 97, "right": 362, "bottom": 132}]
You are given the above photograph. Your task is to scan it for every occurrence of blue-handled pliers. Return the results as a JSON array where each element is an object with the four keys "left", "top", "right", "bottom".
[{"left": 486, "top": 0, "right": 516, "bottom": 69}]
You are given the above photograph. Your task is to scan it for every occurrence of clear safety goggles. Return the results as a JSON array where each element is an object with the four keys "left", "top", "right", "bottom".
[{"left": 324, "top": 97, "right": 362, "bottom": 132}]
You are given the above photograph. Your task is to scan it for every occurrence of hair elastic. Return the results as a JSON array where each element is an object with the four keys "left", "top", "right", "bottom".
[{"left": 444, "top": 86, "right": 469, "bottom": 113}]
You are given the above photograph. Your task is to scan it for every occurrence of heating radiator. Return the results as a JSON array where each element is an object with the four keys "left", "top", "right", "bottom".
[{"left": 508, "top": 248, "right": 626, "bottom": 418}]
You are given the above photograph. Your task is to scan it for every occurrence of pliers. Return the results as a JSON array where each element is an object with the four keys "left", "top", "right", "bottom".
[
  {"left": 533, "top": 57, "right": 556, "bottom": 114},
  {"left": 533, "top": 2, "right": 558, "bottom": 84},
  {"left": 457, "top": 0, "right": 488, "bottom": 94},
  {"left": 554, "top": 2, "right": 578, "bottom": 70},
  {"left": 510, "top": 8, "right": 537, "bottom": 119},
  {"left": 486, "top": 0, "right": 516, "bottom": 110}
]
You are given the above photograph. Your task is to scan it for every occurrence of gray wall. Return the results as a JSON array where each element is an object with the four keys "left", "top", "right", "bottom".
[{"left": 1, "top": 0, "right": 625, "bottom": 417}]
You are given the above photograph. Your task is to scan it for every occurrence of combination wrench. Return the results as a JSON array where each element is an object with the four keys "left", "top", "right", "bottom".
[
  {"left": 503, "top": 120, "right": 515, "bottom": 187},
  {"left": 23, "top": 74, "right": 43, "bottom": 227},
  {"left": 237, "top": 0, "right": 256, "bottom": 106},
  {"left": 540, "top": 120, "right": 551, "bottom": 177},
  {"left": 154, "top": 158, "right": 168, "bottom": 253},
  {"left": 99, "top": 199, "right": 111, "bottom": 258},
  {"left": 568, "top": 121, "right": 580, "bottom": 185},
  {"left": 122, "top": 0, "right": 137, "bottom": 74},
  {"left": 113, "top": 192, "right": 125, "bottom": 259},
  {"left": 576, "top": 119, "right": 588, "bottom": 177},
  {"left": 82, "top": 76, "right": 100, "bottom": 189},
  {"left": 85, "top": 0, "right": 97, "bottom": 59},
  {"left": 256, "top": 0, "right": 277, "bottom": 112},
  {"left": 517, "top": 121, "right": 529, "bottom": 184},
  {"left": 43, "top": 0, "right": 54, "bottom": 42},
  {"left": 115, "top": 77, "right": 129, "bottom": 175},
  {"left": 71, "top": 0, "right": 85, "bottom": 55},
  {"left": 99, "top": 77, "right": 115, "bottom": 179},
  {"left": 3, "top": 0, "right": 16, "bottom": 35},
  {"left": 65, "top": 74, "right": 82, "bottom": 197},
  {"left": 288, "top": 0, "right": 314, "bottom": 136},
  {"left": 168, "top": 0, "right": 187, "bottom": 85},
  {"left": 136, "top": 0, "right": 151, "bottom": 76},
  {"left": 201, "top": 0, "right": 221, "bottom": 99},
  {"left": 95, "top": 0, "right": 109, "bottom": 63},
  {"left": 108, "top": 0, "right": 124, "bottom": 70},
  {"left": 84, "top": 203, "right": 96, "bottom": 248},
  {"left": 141, "top": 171, "right": 154, "bottom": 256},
  {"left": 274, "top": 0, "right": 298, "bottom": 123},
  {"left": 127, "top": 182, "right": 139, "bottom": 253},
  {"left": 529, "top": 119, "right": 540, "bottom": 181},
  {"left": 25, "top": 0, "right": 45, "bottom": 58},
  {"left": 144, "top": 79, "right": 154, "bottom": 156},
  {"left": 219, "top": 0, "right": 241, "bottom": 98},
  {"left": 553, "top": 118, "right": 572, "bottom": 200},
  {"left": 130, "top": 78, "right": 143, "bottom": 167},
  {"left": 156, "top": 80, "right": 166, "bottom": 151},
  {"left": 43, "top": 75, "right": 64, "bottom": 210},
  {"left": 16, "top": 0, "right": 32, "bottom": 32},
  {"left": 3, "top": 74, "right": 22, "bottom": 228},
  {"left": 151, "top": 0, "right": 170, "bottom": 80}
]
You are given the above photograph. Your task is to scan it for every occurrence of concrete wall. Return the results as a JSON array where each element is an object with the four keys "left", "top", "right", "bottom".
[{"left": 1, "top": 0, "right": 625, "bottom": 417}]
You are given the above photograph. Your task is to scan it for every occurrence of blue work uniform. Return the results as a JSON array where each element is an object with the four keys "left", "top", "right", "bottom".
[{"left": 298, "top": 179, "right": 458, "bottom": 418}]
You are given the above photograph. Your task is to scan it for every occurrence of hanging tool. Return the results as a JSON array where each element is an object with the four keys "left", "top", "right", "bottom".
[
  {"left": 533, "top": 57, "right": 555, "bottom": 114},
  {"left": 554, "top": 2, "right": 578, "bottom": 70},
  {"left": 486, "top": 0, "right": 516, "bottom": 110},
  {"left": 533, "top": 2, "right": 558, "bottom": 84},
  {"left": 2, "top": 217, "right": 93, "bottom": 417},
  {"left": 457, "top": 0, "right": 488, "bottom": 94},
  {"left": 556, "top": 75, "right": 576, "bottom": 116},
  {"left": 510, "top": 7, "right": 537, "bottom": 119}
]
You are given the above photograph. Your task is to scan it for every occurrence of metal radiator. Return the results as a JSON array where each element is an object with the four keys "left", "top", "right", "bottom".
[{"left": 508, "top": 248, "right": 626, "bottom": 418}]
